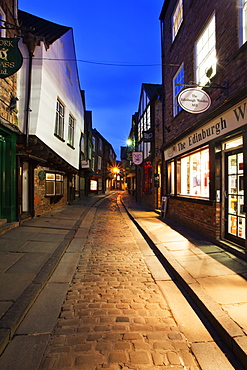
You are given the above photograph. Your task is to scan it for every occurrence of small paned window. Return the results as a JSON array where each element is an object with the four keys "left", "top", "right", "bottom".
[
  {"left": 242, "top": 0, "right": 247, "bottom": 44},
  {"left": 172, "top": 0, "right": 183, "bottom": 41},
  {"left": 55, "top": 99, "right": 65, "bottom": 140},
  {"left": 92, "top": 137, "right": 96, "bottom": 151},
  {"left": 68, "top": 114, "right": 75, "bottom": 148},
  {"left": 173, "top": 64, "right": 184, "bottom": 116},
  {"left": 45, "top": 173, "right": 64, "bottom": 196},
  {"left": 98, "top": 156, "right": 102, "bottom": 170},
  {"left": 0, "top": 8, "right": 6, "bottom": 37},
  {"left": 195, "top": 15, "right": 216, "bottom": 86}
]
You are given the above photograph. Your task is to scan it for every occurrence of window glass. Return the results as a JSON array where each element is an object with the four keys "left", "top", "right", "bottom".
[
  {"left": 68, "top": 114, "right": 75, "bottom": 147},
  {"left": 173, "top": 64, "right": 184, "bottom": 116},
  {"left": 195, "top": 15, "right": 216, "bottom": 85},
  {"left": 45, "top": 173, "right": 63, "bottom": 196},
  {"left": 239, "top": 0, "right": 247, "bottom": 45},
  {"left": 0, "top": 8, "right": 6, "bottom": 37},
  {"left": 90, "top": 180, "right": 97, "bottom": 191},
  {"left": 172, "top": 0, "right": 183, "bottom": 41},
  {"left": 55, "top": 99, "right": 64, "bottom": 139},
  {"left": 168, "top": 161, "right": 175, "bottom": 194},
  {"left": 179, "top": 148, "right": 209, "bottom": 197}
]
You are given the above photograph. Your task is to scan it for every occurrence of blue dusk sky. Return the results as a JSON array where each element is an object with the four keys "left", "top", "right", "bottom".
[{"left": 18, "top": 0, "right": 164, "bottom": 159}]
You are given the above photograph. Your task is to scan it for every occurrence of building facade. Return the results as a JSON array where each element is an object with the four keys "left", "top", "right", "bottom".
[
  {"left": 160, "top": 0, "right": 247, "bottom": 256},
  {"left": 17, "top": 10, "right": 85, "bottom": 218},
  {"left": 135, "top": 83, "right": 163, "bottom": 209},
  {"left": 88, "top": 129, "right": 117, "bottom": 195},
  {"left": 0, "top": 0, "right": 19, "bottom": 223}
]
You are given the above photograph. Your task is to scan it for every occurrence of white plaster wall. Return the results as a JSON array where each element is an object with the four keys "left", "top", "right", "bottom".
[{"left": 17, "top": 29, "right": 84, "bottom": 169}]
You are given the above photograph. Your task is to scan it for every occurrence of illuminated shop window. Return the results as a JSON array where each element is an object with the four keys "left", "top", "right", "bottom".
[
  {"left": 143, "top": 162, "right": 152, "bottom": 194},
  {"left": 179, "top": 148, "right": 209, "bottom": 197},
  {"left": 45, "top": 173, "right": 63, "bottom": 196},
  {"left": 168, "top": 161, "right": 175, "bottom": 194},
  {"left": 172, "top": 0, "right": 183, "bottom": 41},
  {"left": 90, "top": 179, "right": 97, "bottom": 191},
  {"left": 195, "top": 14, "right": 216, "bottom": 86}
]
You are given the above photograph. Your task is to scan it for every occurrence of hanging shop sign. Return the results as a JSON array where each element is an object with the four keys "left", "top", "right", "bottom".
[
  {"left": 143, "top": 129, "right": 154, "bottom": 142},
  {"left": 0, "top": 38, "right": 23, "bottom": 78},
  {"left": 132, "top": 151, "right": 143, "bottom": 165},
  {"left": 178, "top": 88, "right": 211, "bottom": 114},
  {"left": 165, "top": 97, "right": 247, "bottom": 160}
]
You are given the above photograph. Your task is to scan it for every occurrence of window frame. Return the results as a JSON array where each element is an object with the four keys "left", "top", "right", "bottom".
[
  {"left": 172, "top": 0, "right": 183, "bottom": 41},
  {"left": 0, "top": 7, "right": 6, "bottom": 37},
  {"left": 239, "top": 0, "right": 247, "bottom": 45},
  {"left": 67, "top": 114, "right": 75, "bottom": 148},
  {"left": 55, "top": 99, "right": 65, "bottom": 141},
  {"left": 195, "top": 14, "right": 216, "bottom": 86},
  {"left": 45, "top": 172, "right": 64, "bottom": 197},
  {"left": 179, "top": 147, "right": 210, "bottom": 198},
  {"left": 173, "top": 63, "right": 184, "bottom": 116}
]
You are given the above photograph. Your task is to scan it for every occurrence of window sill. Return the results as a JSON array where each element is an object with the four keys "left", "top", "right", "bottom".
[
  {"left": 168, "top": 194, "right": 214, "bottom": 206},
  {"left": 54, "top": 133, "right": 65, "bottom": 142},
  {"left": 67, "top": 143, "right": 75, "bottom": 149}
]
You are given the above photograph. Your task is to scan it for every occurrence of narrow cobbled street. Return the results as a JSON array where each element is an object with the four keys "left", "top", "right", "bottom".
[{"left": 40, "top": 194, "right": 201, "bottom": 370}]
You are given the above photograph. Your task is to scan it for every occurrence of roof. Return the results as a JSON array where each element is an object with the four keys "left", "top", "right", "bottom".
[
  {"left": 18, "top": 10, "right": 71, "bottom": 46},
  {"left": 142, "top": 83, "right": 162, "bottom": 100}
]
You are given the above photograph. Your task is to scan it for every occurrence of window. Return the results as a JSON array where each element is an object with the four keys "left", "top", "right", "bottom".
[
  {"left": 99, "top": 138, "right": 103, "bottom": 152},
  {"left": 92, "top": 137, "right": 96, "bottom": 151},
  {"left": 239, "top": 0, "right": 247, "bottom": 45},
  {"left": 68, "top": 114, "right": 75, "bottom": 148},
  {"left": 0, "top": 8, "right": 6, "bottom": 37},
  {"left": 195, "top": 15, "right": 216, "bottom": 86},
  {"left": 90, "top": 180, "right": 97, "bottom": 191},
  {"left": 173, "top": 64, "right": 184, "bottom": 116},
  {"left": 168, "top": 161, "right": 175, "bottom": 194},
  {"left": 45, "top": 173, "right": 63, "bottom": 196},
  {"left": 172, "top": 0, "right": 183, "bottom": 41},
  {"left": 178, "top": 148, "right": 209, "bottom": 198},
  {"left": 55, "top": 99, "right": 64, "bottom": 140},
  {"left": 98, "top": 156, "right": 102, "bottom": 170}
]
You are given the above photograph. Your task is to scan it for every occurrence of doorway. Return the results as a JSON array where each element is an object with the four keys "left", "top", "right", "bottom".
[{"left": 225, "top": 149, "right": 245, "bottom": 246}]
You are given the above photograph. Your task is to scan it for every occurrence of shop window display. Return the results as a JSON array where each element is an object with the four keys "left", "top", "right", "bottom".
[{"left": 179, "top": 148, "right": 209, "bottom": 197}]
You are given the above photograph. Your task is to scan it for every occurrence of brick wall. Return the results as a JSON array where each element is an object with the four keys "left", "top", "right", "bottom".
[
  {"left": 167, "top": 198, "right": 220, "bottom": 241},
  {"left": 161, "top": 0, "right": 247, "bottom": 144},
  {"left": 33, "top": 166, "right": 68, "bottom": 216},
  {"left": 0, "top": 0, "right": 18, "bottom": 127}
]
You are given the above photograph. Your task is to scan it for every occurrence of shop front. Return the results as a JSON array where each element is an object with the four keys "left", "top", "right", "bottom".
[{"left": 164, "top": 97, "right": 247, "bottom": 257}]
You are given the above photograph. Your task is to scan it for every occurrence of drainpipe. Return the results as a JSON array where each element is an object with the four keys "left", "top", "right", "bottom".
[{"left": 23, "top": 33, "right": 38, "bottom": 147}]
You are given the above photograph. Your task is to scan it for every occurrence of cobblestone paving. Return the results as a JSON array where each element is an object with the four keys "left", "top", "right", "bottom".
[{"left": 40, "top": 196, "right": 200, "bottom": 369}]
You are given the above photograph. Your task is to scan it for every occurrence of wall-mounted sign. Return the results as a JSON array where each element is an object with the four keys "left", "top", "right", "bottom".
[
  {"left": 0, "top": 38, "right": 23, "bottom": 78},
  {"left": 132, "top": 151, "right": 143, "bottom": 165},
  {"left": 38, "top": 170, "right": 45, "bottom": 181},
  {"left": 143, "top": 130, "right": 153, "bottom": 142},
  {"left": 81, "top": 160, "right": 90, "bottom": 168},
  {"left": 178, "top": 88, "right": 211, "bottom": 114}
]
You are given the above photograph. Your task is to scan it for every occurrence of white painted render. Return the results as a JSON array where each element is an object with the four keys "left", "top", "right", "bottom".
[{"left": 17, "top": 29, "right": 84, "bottom": 170}]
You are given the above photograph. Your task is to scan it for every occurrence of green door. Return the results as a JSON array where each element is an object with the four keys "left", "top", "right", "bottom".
[{"left": 0, "top": 132, "right": 16, "bottom": 222}]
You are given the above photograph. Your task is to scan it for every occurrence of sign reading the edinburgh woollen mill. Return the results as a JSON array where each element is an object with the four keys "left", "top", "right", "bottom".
[{"left": 178, "top": 88, "right": 211, "bottom": 114}]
